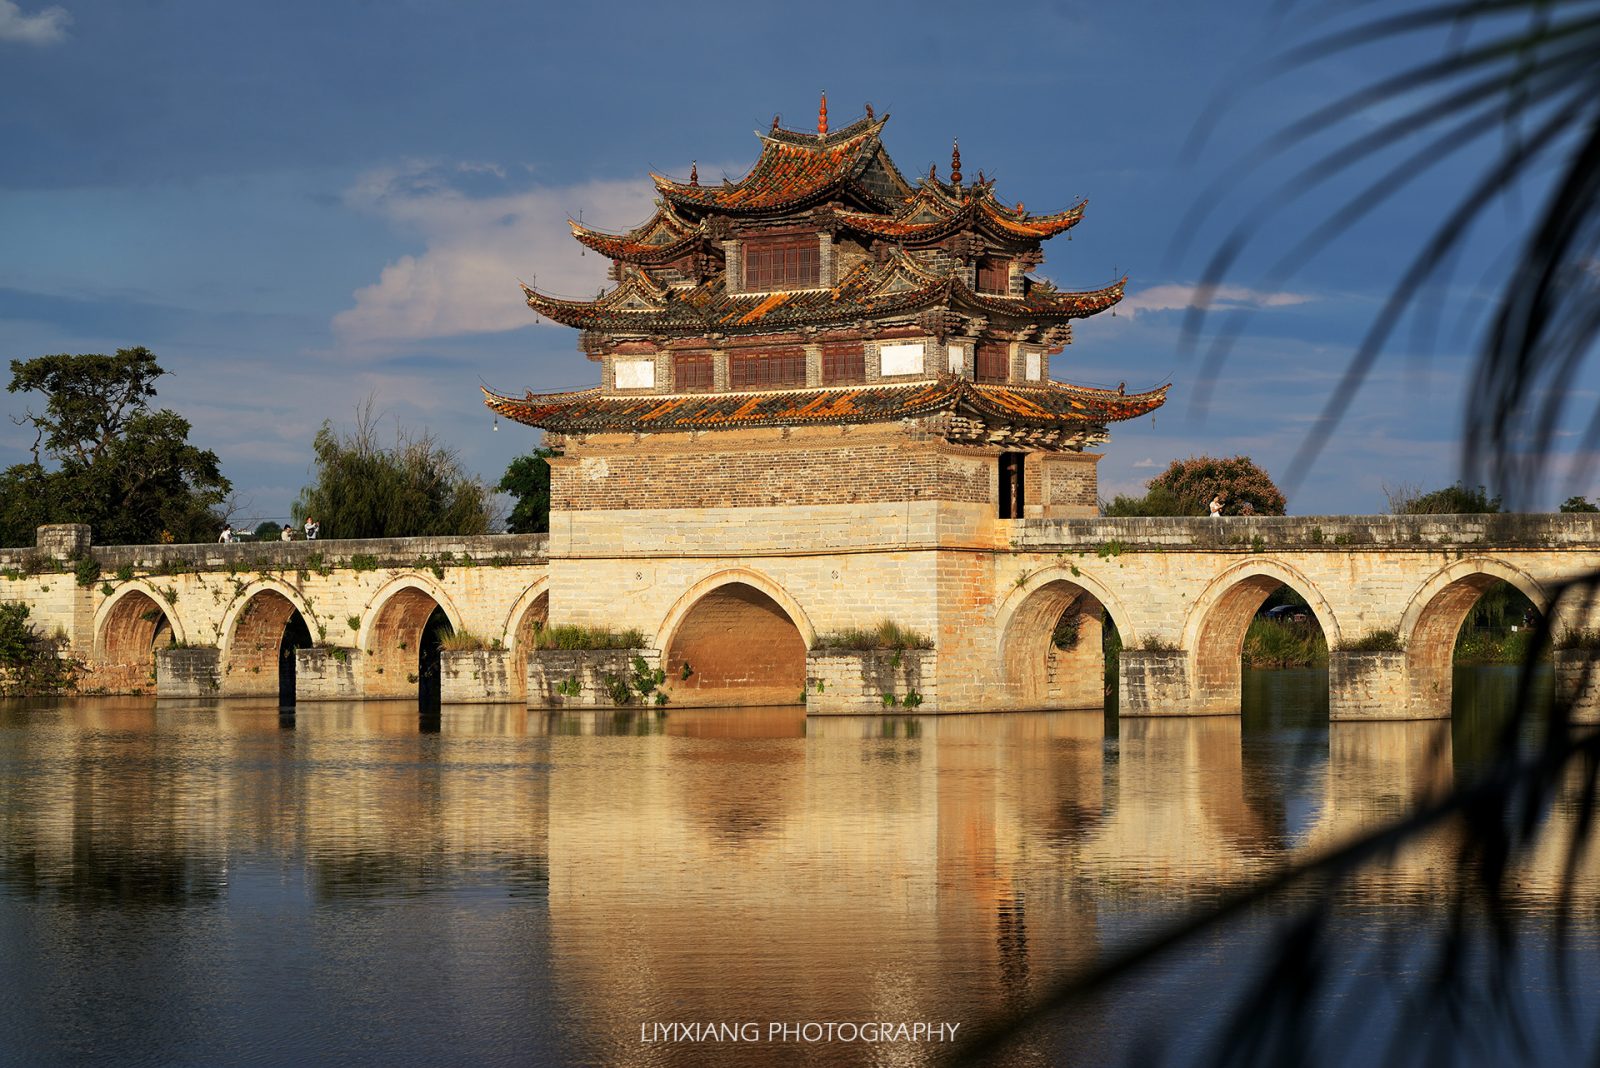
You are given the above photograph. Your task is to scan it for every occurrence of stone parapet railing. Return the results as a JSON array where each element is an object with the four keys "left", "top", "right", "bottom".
[{"left": 1011, "top": 513, "right": 1600, "bottom": 553}]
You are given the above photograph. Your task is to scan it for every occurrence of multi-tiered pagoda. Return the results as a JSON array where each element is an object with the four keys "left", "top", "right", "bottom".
[{"left": 486, "top": 98, "right": 1164, "bottom": 521}]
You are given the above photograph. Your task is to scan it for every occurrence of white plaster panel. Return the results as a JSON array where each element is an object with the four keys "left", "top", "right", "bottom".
[
  {"left": 614, "top": 359, "right": 655, "bottom": 389},
  {"left": 947, "top": 344, "right": 965, "bottom": 374},
  {"left": 879, "top": 342, "right": 925, "bottom": 377},
  {"left": 1025, "top": 351, "right": 1042, "bottom": 381}
]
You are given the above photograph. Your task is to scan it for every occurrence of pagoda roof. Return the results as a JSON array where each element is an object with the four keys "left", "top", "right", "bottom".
[
  {"left": 482, "top": 376, "right": 1166, "bottom": 437},
  {"left": 520, "top": 253, "right": 1125, "bottom": 336},
  {"left": 651, "top": 115, "right": 913, "bottom": 216},
  {"left": 835, "top": 181, "right": 1086, "bottom": 244},
  {"left": 569, "top": 202, "right": 710, "bottom": 265}
]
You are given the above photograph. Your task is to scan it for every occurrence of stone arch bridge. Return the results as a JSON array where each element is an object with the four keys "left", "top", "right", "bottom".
[{"left": 6, "top": 515, "right": 1600, "bottom": 720}]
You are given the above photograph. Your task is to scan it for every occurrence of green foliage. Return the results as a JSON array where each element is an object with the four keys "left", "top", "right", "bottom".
[
  {"left": 500, "top": 448, "right": 556, "bottom": 534},
  {"left": 530, "top": 624, "right": 647, "bottom": 650},
  {"left": 1103, "top": 456, "right": 1286, "bottom": 517},
  {"left": 292, "top": 398, "right": 494, "bottom": 539},
  {"left": 439, "top": 628, "right": 492, "bottom": 651},
  {"left": 348, "top": 553, "right": 379, "bottom": 572},
  {"left": 813, "top": 619, "right": 933, "bottom": 651},
  {"left": 0, "top": 601, "right": 82, "bottom": 695},
  {"left": 346, "top": 615, "right": 361, "bottom": 632},
  {"left": 902, "top": 689, "right": 924, "bottom": 709},
  {"left": 1390, "top": 481, "right": 1501, "bottom": 515},
  {"left": 1556, "top": 629, "right": 1600, "bottom": 652},
  {"left": 555, "top": 677, "right": 582, "bottom": 698},
  {"left": 1, "top": 348, "right": 231, "bottom": 546},
  {"left": 73, "top": 555, "right": 100, "bottom": 588},
  {"left": 114, "top": 564, "right": 133, "bottom": 582},
  {"left": 1340, "top": 629, "right": 1404, "bottom": 652},
  {"left": 1242, "top": 618, "right": 1329, "bottom": 668},
  {"left": 253, "top": 521, "right": 283, "bottom": 540},
  {"left": 1096, "top": 540, "right": 1128, "bottom": 559},
  {"left": 1560, "top": 495, "right": 1600, "bottom": 513}
]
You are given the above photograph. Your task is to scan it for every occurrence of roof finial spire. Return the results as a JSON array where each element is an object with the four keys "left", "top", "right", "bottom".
[
  {"left": 950, "top": 139, "right": 962, "bottom": 187},
  {"left": 928, "top": 162, "right": 937, "bottom": 182},
  {"left": 772, "top": 113, "right": 781, "bottom": 132},
  {"left": 689, "top": 161, "right": 698, "bottom": 187},
  {"left": 818, "top": 90, "right": 828, "bottom": 136},
  {"left": 865, "top": 102, "right": 874, "bottom": 121}
]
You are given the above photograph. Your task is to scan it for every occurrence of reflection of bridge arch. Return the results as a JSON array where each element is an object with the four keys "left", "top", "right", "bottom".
[
  {"left": 359, "top": 576, "right": 462, "bottom": 702},
  {"left": 996, "top": 567, "right": 1136, "bottom": 709},
  {"left": 219, "top": 580, "right": 314, "bottom": 700},
  {"left": 1183, "top": 558, "right": 1340, "bottom": 715},
  {"left": 93, "top": 583, "right": 185, "bottom": 692},
  {"left": 501, "top": 580, "right": 550, "bottom": 703},
  {"left": 657, "top": 569, "right": 812, "bottom": 707},
  {"left": 1399, "top": 558, "right": 1551, "bottom": 718}
]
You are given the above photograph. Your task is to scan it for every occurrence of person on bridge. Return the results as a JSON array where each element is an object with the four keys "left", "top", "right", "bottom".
[
  {"left": 219, "top": 526, "right": 233, "bottom": 543},
  {"left": 1209, "top": 494, "right": 1225, "bottom": 519},
  {"left": 280, "top": 524, "right": 293, "bottom": 542}
]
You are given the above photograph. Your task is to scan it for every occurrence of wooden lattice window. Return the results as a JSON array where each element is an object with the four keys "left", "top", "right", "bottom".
[
  {"left": 976, "top": 342, "right": 1011, "bottom": 383},
  {"left": 821, "top": 343, "right": 865, "bottom": 385},
  {"left": 729, "top": 348, "right": 806, "bottom": 389},
  {"left": 977, "top": 257, "right": 1011, "bottom": 294},
  {"left": 674, "top": 355, "right": 714, "bottom": 392},
  {"left": 743, "top": 236, "right": 820, "bottom": 290}
]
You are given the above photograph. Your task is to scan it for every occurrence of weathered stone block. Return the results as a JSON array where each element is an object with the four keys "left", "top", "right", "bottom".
[
  {"left": 527, "top": 649, "right": 659, "bottom": 708},
  {"left": 296, "top": 647, "right": 364, "bottom": 701},
  {"left": 1118, "top": 650, "right": 1196, "bottom": 717},
  {"left": 154, "top": 647, "right": 220, "bottom": 697},
  {"left": 1329, "top": 650, "right": 1420, "bottom": 720},
  {"left": 806, "top": 650, "right": 936, "bottom": 715},
  {"left": 35, "top": 524, "right": 91, "bottom": 560},
  {"left": 441, "top": 649, "right": 518, "bottom": 704},
  {"left": 1554, "top": 649, "right": 1600, "bottom": 725}
]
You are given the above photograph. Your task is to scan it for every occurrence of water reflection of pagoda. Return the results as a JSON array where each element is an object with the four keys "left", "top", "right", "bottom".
[{"left": 485, "top": 96, "right": 1165, "bottom": 513}]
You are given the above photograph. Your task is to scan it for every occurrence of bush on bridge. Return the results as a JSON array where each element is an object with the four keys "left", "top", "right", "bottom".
[
  {"left": 1103, "top": 455, "right": 1287, "bottom": 516},
  {"left": 0, "top": 602, "right": 81, "bottom": 696}
]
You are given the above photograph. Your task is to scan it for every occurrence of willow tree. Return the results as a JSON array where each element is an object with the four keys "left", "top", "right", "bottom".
[{"left": 293, "top": 401, "right": 494, "bottom": 539}]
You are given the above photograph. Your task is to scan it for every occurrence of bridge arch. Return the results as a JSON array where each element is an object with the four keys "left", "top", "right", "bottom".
[
  {"left": 1183, "top": 558, "right": 1341, "bottom": 715},
  {"left": 501, "top": 579, "right": 550, "bottom": 702},
  {"left": 1399, "top": 557, "right": 1552, "bottom": 718},
  {"left": 996, "top": 566, "right": 1137, "bottom": 709},
  {"left": 656, "top": 568, "right": 813, "bottom": 706},
  {"left": 218, "top": 580, "right": 315, "bottom": 702},
  {"left": 93, "top": 582, "right": 186, "bottom": 692},
  {"left": 359, "top": 575, "right": 463, "bottom": 703}
]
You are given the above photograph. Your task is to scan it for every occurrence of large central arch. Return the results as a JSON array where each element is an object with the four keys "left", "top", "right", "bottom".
[
  {"left": 1400, "top": 558, "right": 1551, "bottom": 718},
  {"left": 359, "top": 577, "right": 462, "bottom": 703},
  {"left": 1184, "top": 559, "right": 1340, "bottom": 715},
  {"left": 998, "top": 571, "right": 1133, "bottom": 710},
  {"left": 219, "top": 581, "right": 313, "bottom": 703},
  {"left": 658, "top": 571, "right": 811, "bottom": 707},
  {"left": 93, "top": 584, "right": 184, "bottom": 694}
]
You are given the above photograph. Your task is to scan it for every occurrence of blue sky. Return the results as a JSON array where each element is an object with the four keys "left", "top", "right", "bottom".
[{"left": 0, "top": 0, "right": 1583, "bottom": 521}]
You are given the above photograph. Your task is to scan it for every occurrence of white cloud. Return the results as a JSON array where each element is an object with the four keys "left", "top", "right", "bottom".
[
  {"left": 0, "top": 0, "right": 69, "bottom": 44},
  {"left": 333, "top": 161, "right": 658, "bottom": 346},
  {"left": 1132, "top": 457, "right": 1158, "bottom": 469},
  {"left": 1121, "top": 282, "right": 1314, "bottom": 318}
]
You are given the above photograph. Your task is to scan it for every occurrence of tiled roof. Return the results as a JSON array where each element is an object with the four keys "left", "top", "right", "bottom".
[
  {"left": 652, "top": 117, "right": 904, "bottom": 215},
  {"left": 569, "top": 204, "right": 707, "bottom": 264},
  {"left": 482, "top": 376, "right": 1166, "bottom": 435},
  {"left": 519, "top": 256, "right": 1124, "bottom": 335},
  {"left": 836, "top": 184, "right": 1086, "bottom": 243}
]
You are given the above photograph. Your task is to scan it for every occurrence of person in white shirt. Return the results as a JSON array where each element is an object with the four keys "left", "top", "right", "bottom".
[
  {"left": 1209, "top": 495, "right": 1225, "bottom": 519},
  {"left": 219, "top": 526, "right": 233, "bottom": 543}
]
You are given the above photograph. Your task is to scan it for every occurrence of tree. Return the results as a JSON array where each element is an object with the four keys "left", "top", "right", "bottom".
[
  {"left": 1389, "top": 481, "right": 1501, "bottom": 515},
  {"left": 1104, "top": 455, "right": 1286, "bottom": 517},
  {"left": 1560, "top": 495, "right": 1599, "bottom": 513},
  {"left": 2, "top": 348, "right": 231, "bottom": 546},
  {"left": 498, "top": 449, "right": 555, "bottom": 534},
  {"left": 293, "top": 400, "right": 495, "bottom": 539}
]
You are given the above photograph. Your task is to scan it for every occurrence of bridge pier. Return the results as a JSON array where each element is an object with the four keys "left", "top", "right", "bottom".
[
  {"left": 155, "top": 647, "right": 220, "bottom": 698},
  {"left": 1554, "top": 649, "right": 1600, "bottom": 725},
  {"left": 1117, "top": 650, "right": 1198, "bottom": 716},
  {"left": 1327, "top": 650, "right": 1432, "bottom": 720}
]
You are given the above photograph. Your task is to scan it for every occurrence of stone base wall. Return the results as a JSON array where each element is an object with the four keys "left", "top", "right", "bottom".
[
  {"left": 1329, "top": 650, "right": 1419, "bottom": 720},
  {"left": 805, "top": 650, "right": 936, "bottom": 715},
  {"left": 295, "top": 648, "right": 364, "bottom": 701},
  {"left": 441, "top": 649, "right": 520, "bottom": 704},
  {"left": 1554, "top": 649, "right": 1600, "bottom": 725},
  {"left": 527, "top": 649, "right": 659, "bottom": 709},
  {"left": 1118, "top": 650, "right": 1194, "bottom": 716},
  {"left": 154, "top": 647, "right": 221, "bottom": 697}
]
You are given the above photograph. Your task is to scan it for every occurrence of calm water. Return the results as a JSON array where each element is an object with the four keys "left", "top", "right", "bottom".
[{"left": 1, "top": 668, "right": 1596, "bottom": 1067}]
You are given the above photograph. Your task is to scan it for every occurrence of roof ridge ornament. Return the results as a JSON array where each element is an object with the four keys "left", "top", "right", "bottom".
[
  {"left": 865, "top": 102, "right": 874, "bottom": 121},
  {"left": 689, "top": 161, "right": 698, "bottom": 187},
  {"left": 818, "top": 91, "right": 828, "bottom": 137},
  {"left": 950, "top": 139, "right": 962, "bottom": 187}
]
